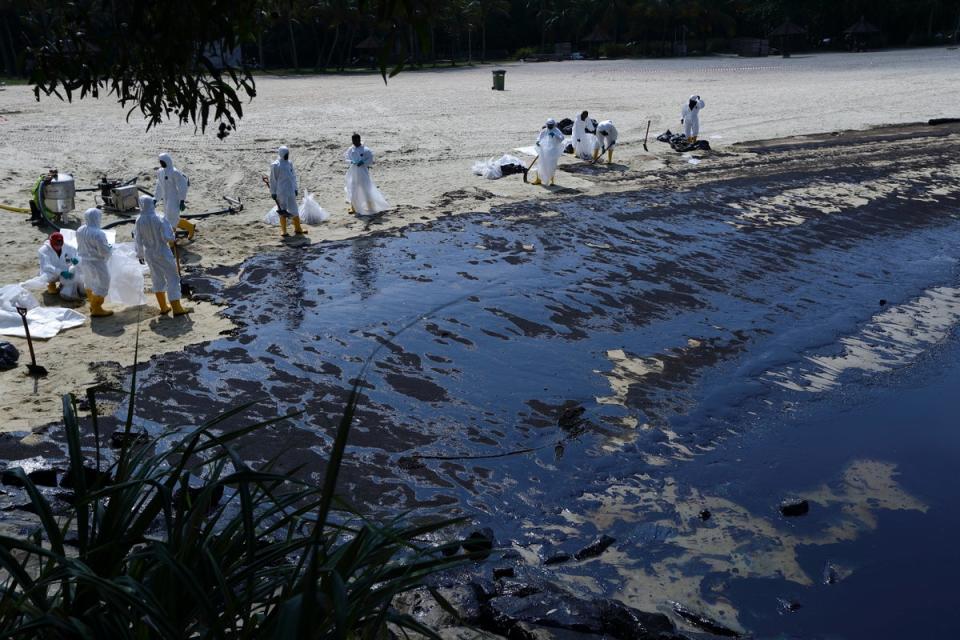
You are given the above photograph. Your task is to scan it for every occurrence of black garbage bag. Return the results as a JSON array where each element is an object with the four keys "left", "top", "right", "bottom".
[
  {"left": 558, "top": 118, "right": 574, "bottom": 136},
  {"left": 499, "top": 163, "right": 527, "bottom": 177},
  {"left": 657, "top": 129, "right": 711, "bottom": 153},
  {"left": 0, "top": 341, "right": 19, "bottom": 370}
]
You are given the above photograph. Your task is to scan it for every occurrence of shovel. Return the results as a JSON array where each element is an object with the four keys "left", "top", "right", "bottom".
[
  {"left": 173, "top": 243, "right": 192, "bottom": 297},
  {"left": 643, "top": 120, "right": 651, "bottom": 152},
  {"left": 15, "top": 307, "right": 47, "bottom": 377}
]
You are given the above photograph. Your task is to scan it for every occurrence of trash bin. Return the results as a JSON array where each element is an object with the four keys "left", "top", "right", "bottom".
[{"left": 491, "top": 69, "right": 506, "bottom": 91}]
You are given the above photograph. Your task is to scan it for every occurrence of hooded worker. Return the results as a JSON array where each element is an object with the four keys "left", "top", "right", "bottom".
[
  {"left": 38, "top": 232, "right": 83, "bottom": 298},
  {"left": 572, "top": 110, "right": 599, "bottom": 161},
  {"left": 595, "top": 120, "right": 619, "bottom": 163},
  {"left": 76, "top": 207, "right": 113, "bottom": 317},
  {"left": 155, "top": 152, "right": 195, "bottom": 240},
  {"left": 681, "top": 95, "right": 705, "bottom": 142},
  {"left": 270, "top": 146, "right": 307, "bottom": 237},
  {"left": 134, "top": 195, "right": 191, "bottom": 316},
  {"left": 531, "top": 118, "right": 565, "bottom": 186},
  {"left": 344, "top": 133, "right": 390, "bottom": 216}
]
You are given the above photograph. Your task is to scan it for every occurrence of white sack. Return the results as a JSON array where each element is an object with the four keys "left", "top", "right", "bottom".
[{"left": 298, "top": 192, "right": 330, "bottom": 224}]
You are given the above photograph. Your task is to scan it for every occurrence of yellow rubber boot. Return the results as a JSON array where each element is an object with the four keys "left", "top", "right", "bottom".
[
  {"left": 171, "top": 299, "right": 192, "bottom": 316},
  {"left": 85, "top": 288, "right": 94, "bottom": 310},
  {"left": 46, "top": 282, "right": 59, "bottom": 295},
  {"left": 90, "top": 294, "right": 113, "bottom": 317},
  {"left": 348, "top": 204, "right": 356, "bottom": 214},
  {"left": 292, "top": 217, "right": 308, "bottom": 235},
  {"left": 592, "top": 148, "right": 600, "bottom": 162},
  {"left": 689, "top": 136, "right": 698, "bottom": 143},
  {"left": 155, "top": 292, "right": 171, "bottom": 315},
  {"left": 607, "top": 149, "right": 614, "bottom": 164},
  {"left": 178, "top": 218, "right": 196, "bottom": 240},
  {"left": 531, "top": 174, "right": 542, "bottom": 185},
  {"left": 280, "top": 217, "right": 289, "bottom": 237}
]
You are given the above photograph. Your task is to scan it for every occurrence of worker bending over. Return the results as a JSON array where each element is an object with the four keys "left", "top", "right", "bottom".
[
  {"left": 38, "top": 232, "right": 83, "bottom": 299},
  {"left": 595, "top": 120, "right": 619, "bottom": 164}
]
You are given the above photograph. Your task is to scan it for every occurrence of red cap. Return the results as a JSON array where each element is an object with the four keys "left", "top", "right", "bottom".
[{"left": 50, "top": 232, "right": 64, "bottom": 245}]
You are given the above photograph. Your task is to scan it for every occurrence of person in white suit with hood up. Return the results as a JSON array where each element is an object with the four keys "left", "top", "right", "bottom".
[
  {"left": 155, "top": 152, "right": 195, "bottom": 240},
  {"left": 681, "top": 95, "right": 705, "bottom": 142},
  {"left": 135, "top": 195, "right": 191, "bottom": 316},
  {"left": 270, "top": 145, "right": 307, "bottom": 237},
  {"left": 76, "top": 207, "right": 113, "bottom": 317},
  {"left": 531, "top": 118, "right": 565, "bottom": 186},
  {"left": 572, "top": 110, "right": 599, "bottom": 161}
]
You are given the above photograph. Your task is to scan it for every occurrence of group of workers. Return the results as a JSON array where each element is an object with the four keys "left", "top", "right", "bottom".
[
  {"left": 531, "top": 110, "right": 621, "bottom": 186},
  {"left": 268, "top": 132, "right": 390, "bottom": 238},
  {"left": 532, "top": 95, "right": 702, "bottom": 187},
  {"left": 36, "top": 96, "right": 703, "bottom": 320},
  {"left": 38, "top": 152, "right": 196, "bottom": 317}
]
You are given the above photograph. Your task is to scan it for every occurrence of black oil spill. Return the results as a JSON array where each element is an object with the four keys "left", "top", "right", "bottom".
[{"left": 8, "top": 133, "right": 960, "bottom": 637}]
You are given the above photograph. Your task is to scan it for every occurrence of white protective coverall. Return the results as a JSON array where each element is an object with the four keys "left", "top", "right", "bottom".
[
  {"left": 270, "top": 146, "right": 299, "bottom": 217},
  {"left": 134, "top": 197, "right": 182, "bottom": 302},
  {"left": 38, "top": 238, "right": 83, "bottom": 299},
  {"left": 681, "top": 95, "right": 705, "bottom": 140},
  {"left": 596, "top": 120, "right": 619, "bottom": 151},
  {"left": 155, "top": 152, "right": 190, "bottom": 228},
  {"left": 572, "top": 113, "right": 599, "bottom": 161},
  {"left": 534, "top": 120, "right": 566, "bottom": 185},
  {"left": 344, "top": 145, "right": 390, "bottom": 216},
  {"left": 76, "top": 208, "right": 112, "bottom": 297}
]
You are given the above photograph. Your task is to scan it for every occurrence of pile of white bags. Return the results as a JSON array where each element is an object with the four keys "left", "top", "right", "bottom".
[{"left": 263, "top": 192, "right": 330, "bottom": 225}]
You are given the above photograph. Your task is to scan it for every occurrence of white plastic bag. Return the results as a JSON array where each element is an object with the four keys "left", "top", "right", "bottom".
[
  {"left": 0, "top": 284, "right": 37, "bottom": 312},
  {"left": 298, "top": 192, "right": 330, "bottom": 224},
  {"left": 263, "top": 206, "right": 280, "bottom": 225},
  {"left": 106, "top": 242, "right": 147, "bottom": 307}
]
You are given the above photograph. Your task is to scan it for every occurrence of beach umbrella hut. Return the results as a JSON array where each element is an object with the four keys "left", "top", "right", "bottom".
[
  {"left": 354, "top": 35, "right": 383, "bottom": 66},
  {"left": 769, "top": 20, "right": 807, "bottom": 57},
  {"left": 844, "top": 16, "right": 880, "bottom": 51},
  {"left": 583, "top": 25, "right": 612, "bottom": 58}
]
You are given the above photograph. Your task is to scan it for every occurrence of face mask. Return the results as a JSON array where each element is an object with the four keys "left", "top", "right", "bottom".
[{"left": 547, "top": 124, "right": 554, "bottom": 129}]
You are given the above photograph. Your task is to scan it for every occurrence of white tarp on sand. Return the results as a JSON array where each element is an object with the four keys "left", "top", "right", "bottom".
[{"left": 0, "top": 284, "right": 85, "bottom": 339}]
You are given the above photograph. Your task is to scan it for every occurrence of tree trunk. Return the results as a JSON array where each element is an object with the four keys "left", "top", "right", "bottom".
[
  {"left": 325, "top": 25, "right": 340, "bottom": 71},
  {"left": 0, "top": 15, "right": 13, "bottom": 76},
  {"left": 431, "top": 25, "right": 437, "bottom": 66},
  {"left": 287, "top": 15, "right": 299, "bottom": 70},
  {"left": 257, "top": 30, "right": 265, "bottom": 69},
  {"left": 481, "top": 21, "right": 487, "bottom": 63},
  {"left": 468, "top": 28, "right": 472, "bottom": 63}
]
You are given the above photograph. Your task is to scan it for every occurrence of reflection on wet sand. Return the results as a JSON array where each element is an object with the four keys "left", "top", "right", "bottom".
[{"left": 544, "top": 460, "right": 925, "bottom": 634}]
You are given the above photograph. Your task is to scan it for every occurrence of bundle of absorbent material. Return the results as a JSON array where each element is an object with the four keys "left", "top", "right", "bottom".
[
  {"left": 472, "top": 154, "right": 528, "bottom": 180},
  {"left": 656, "top": 129, "right": 712, "bottom": 152}
]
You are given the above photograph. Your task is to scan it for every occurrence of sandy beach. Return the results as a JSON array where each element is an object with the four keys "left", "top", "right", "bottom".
[{"left": 1, "top": 47, "right": 958, "bottom": 433}]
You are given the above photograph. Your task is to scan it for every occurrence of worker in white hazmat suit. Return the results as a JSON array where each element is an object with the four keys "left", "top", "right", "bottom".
[
  {"left": 572, "top": 110, "right": 599, "bottom": 161},
  {"left": 595, "top": 120, "right": 619, "bottom": 164},
  {"left": 681, "top": 95, "right": 705, "bottom": 142},
  {"left": 270, "top": 146, "right": 307, "bottom": 237},
  {"left": 155, "top": 152, "right": 196, "bottom": 240},
  {"left": 38, "top": 231, "right": 83, "bottom": 298},
  {"left": 134, "top": 195, "right": 191, "bottom": 316},
  {"left": 344, "top": 133, "right": 390, "bottom": 216},
  {"left": 76, "top": 207, "right": 113, "bottom": 317},
  {"left": 531, "top": 118, "right": 565, "bottom": 186}
]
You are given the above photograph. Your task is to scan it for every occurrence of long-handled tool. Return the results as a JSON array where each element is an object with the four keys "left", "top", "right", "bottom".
[
  {"left": 643, "top": 120, "right": 651, "bottom": 152},
  {"left": 524, "top": 155, "right": 540, "bottom": 183},
  {"left": 173, "top": 243, "right": 192, "bottom": 296},
  {"left": 15, "top": 307, "right": 47, "bottom": 377}
]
